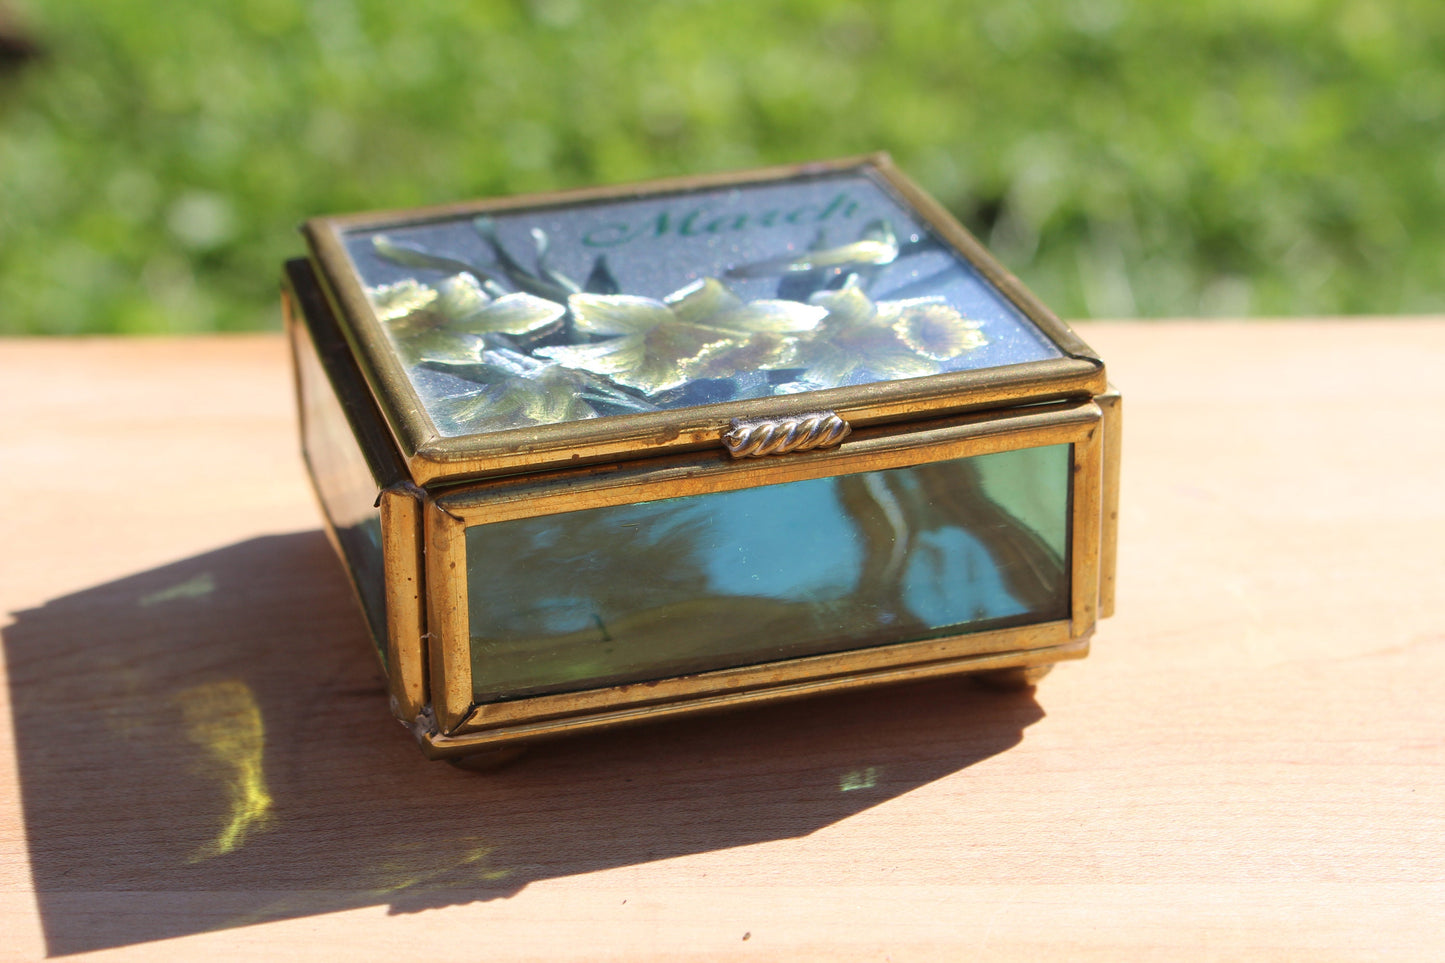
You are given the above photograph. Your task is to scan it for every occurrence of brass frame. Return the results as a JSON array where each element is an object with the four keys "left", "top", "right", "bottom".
[
  {"left": 416, "top": 397, "right": 1103, "bottom": 751},
  {"left": 283, "top": 260, "right": 428, "bottom": 724},
  {"left": 302, "top": 153, "right": 1106, "bottom": 484},
  {"left": 1097, "top": 386, "right": 1122, "bottom": 619}
]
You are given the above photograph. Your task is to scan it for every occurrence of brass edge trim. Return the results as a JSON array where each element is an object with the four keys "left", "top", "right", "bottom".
[
  {"left": 281, "top": 282, "right": 310, "bottom": 470},
  {"left": 283, "top": 282, "right": 342, "bottom": 526},
  {"left": 284, "top": 268, "right": 392, "bottom": 681},
  {"left": 302, "top": 224, "right": 440, "bottom": 464},
  {"left": 423, "top": 638, "right": 1089, "bottom": 755},
  {"left": 438, "top": 400, "right": 1099, "bottom": 524},
  {"left": 285, "top": 259, "right": 412, "bottom": 487},
  {"left": 456, "top": 620, "right": 1072, "bottom": 733},
  {"left": 1070, "top": 410, "right": 1105, "bottom": 637},
  {"left": 866, "top": 157, "right": 1104, "bottom": 366},
  {"left": 1098, "top": 386, "right": 1122, "bottom": 619},
  {"left": 407, "top": 356, "right": 1106, "bottom": 484},
  {"left": 282, "top": 280, "right": 362, "bottom": 612},
  {"left": 423, "top": 500, "right": 471, "bottom": 733},
  {"left": 380, "top": 486, "right": 427, "bottom": 720}
]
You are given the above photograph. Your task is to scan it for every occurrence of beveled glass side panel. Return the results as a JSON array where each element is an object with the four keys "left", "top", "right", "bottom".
[
  {"left": 341, "top": 167, "right": 1063, "bottom": 438},
  {"left": 292, "top": 313, "right": 389, "bottom": 663},
  {"left": 466, "top": 445, "right": 1071, "bottom": 702}
]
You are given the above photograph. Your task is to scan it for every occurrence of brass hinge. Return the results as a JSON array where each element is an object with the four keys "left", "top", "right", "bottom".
[{"left": 722, "top": 410, "right": 851, "bottom": 458}]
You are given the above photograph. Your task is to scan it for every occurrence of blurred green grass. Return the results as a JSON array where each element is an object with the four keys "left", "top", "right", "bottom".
[{"left": 2, "top": 0, "right": 1443, "bottom": 334}]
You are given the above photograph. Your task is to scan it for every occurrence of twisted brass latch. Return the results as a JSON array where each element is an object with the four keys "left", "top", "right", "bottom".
[{"left": 722, "top": 410, "right": 851, "bottom": 458}]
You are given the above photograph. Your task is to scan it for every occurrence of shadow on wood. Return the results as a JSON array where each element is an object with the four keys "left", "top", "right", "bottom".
[{"left": 4, "top": 531, "right": 1043, "bottom": 956}]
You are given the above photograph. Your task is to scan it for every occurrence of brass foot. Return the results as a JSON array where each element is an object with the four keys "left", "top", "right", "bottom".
[{"left": 973, "top": 663, "right": 1054, "bottom": 691}]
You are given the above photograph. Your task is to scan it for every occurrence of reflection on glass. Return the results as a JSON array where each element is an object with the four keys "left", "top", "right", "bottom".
[
  {"left": 343, "top": 170, "right": 1063, "bottom": 438},
  {"left": 292, "top": 315, "right": 389, "bottom": 663},
  {"left": 466, "top": 445, "right": 1071, "bottom": 702}
]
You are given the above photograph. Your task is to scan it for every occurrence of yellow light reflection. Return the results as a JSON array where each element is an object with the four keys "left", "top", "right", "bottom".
[
  {"left": 139, "top": 572, "right": 216, "bottom": 607},
  {"left": 839, "top": 766, "right": 879, "bottom": 792},
  {"left": 174, "top": 680, "right": 274, "bottom": 862},
  {"left": 365, "top": 837, "right": 514, "bottom": 897}
]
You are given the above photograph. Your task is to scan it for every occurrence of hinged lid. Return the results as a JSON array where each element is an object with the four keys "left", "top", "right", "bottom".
[{"left": 304, "top": 153, "right": 1104, "bottom": 485}]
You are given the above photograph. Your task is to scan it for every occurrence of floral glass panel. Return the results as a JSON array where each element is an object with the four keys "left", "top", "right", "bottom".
[
  {"left": 465, "top": 444, "right": 1071, "bottom": 702},
  {"left": 342, "top": 170, "right": 1063, "bottom": 438}
]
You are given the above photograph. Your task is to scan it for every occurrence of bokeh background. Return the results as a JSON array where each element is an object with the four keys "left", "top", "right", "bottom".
[{"left": 2, "top": 0, "right": 1443, "bottom": 335}]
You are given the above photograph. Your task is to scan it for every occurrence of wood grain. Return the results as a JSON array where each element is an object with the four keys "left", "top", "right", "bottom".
[{"left": 1, "top": 322, "right": 1442, "bottom": 961}]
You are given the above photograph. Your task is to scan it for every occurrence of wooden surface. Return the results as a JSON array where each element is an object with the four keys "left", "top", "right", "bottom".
[{"left": 1, "top": 321, "right": 1442, "bottom": 961}]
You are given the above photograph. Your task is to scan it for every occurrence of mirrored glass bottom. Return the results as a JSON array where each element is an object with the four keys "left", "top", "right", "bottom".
[{"left": 466, "top": 444, "right": 1071, "bottom": 702}]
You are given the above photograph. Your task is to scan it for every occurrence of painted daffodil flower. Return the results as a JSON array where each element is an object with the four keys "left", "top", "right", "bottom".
[
  {"left": 679, "top": 331, "right": 795, "bottom": 380},
  {"left": 366, "top": 273, "right": 566, "bottom": 366},
  {"left": 536, "top": 277, "right": 827, "bottom": 394},
  {"left": 423, "top": 347, "right": 658, "bottom": 435},
  {"left": 368, "top": 278, "right": 436, "bottom": 321},
  {"left": 892, "top": 299, "right": 988, "bottom": 360},
  {"left": 792, "top": 278, "right": 987, "bottom": 386},
  {"left": 431, "top": 364, "right": 599, "bottom": 434}
]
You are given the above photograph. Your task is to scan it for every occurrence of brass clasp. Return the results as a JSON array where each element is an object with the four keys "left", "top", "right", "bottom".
[{"left": 721, "top": 411, "right": 851, "bottom": 458}]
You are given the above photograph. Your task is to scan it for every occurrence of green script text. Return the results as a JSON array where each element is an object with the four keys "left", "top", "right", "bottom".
[{"left": 581, "top": 192, "right": 860, "bottom": 248}]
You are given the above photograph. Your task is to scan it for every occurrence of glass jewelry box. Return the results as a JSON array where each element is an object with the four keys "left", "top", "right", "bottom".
[{"left": 282, "top": 154, "right": 1120, "bottom": 760}]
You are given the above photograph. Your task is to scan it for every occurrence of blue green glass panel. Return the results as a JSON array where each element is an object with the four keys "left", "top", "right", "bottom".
[
  {"left": 465, "top": 444, "right": 1071, "bottom": 702},
  {"left": 292, "top": 316, "right": 389, "bottom": 663}
]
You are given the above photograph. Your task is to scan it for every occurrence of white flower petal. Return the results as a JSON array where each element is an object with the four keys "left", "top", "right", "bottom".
[
  {"left": 707, "top": 300, "right": 828, "bottom": 334},
  {"left": 368, "top": 279, "right": 436, "bottom": 321},
  {"left": 568, "top": 293, "right": 674, "bottom": 335},
  {"left": 664, "top": 277, "right": 743, "bottom": 325},
  {"left": 536, "top": 337, "right": 645, "bottom": 376},
  {"left": 465, "top": 292, "right": 565, "bottom": 335},
  {"left": 808, "top": 284, "right": 877, "bottom": 326},
  {"left": 432, "top": 274, "right": 493, "bottom": 322}
]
